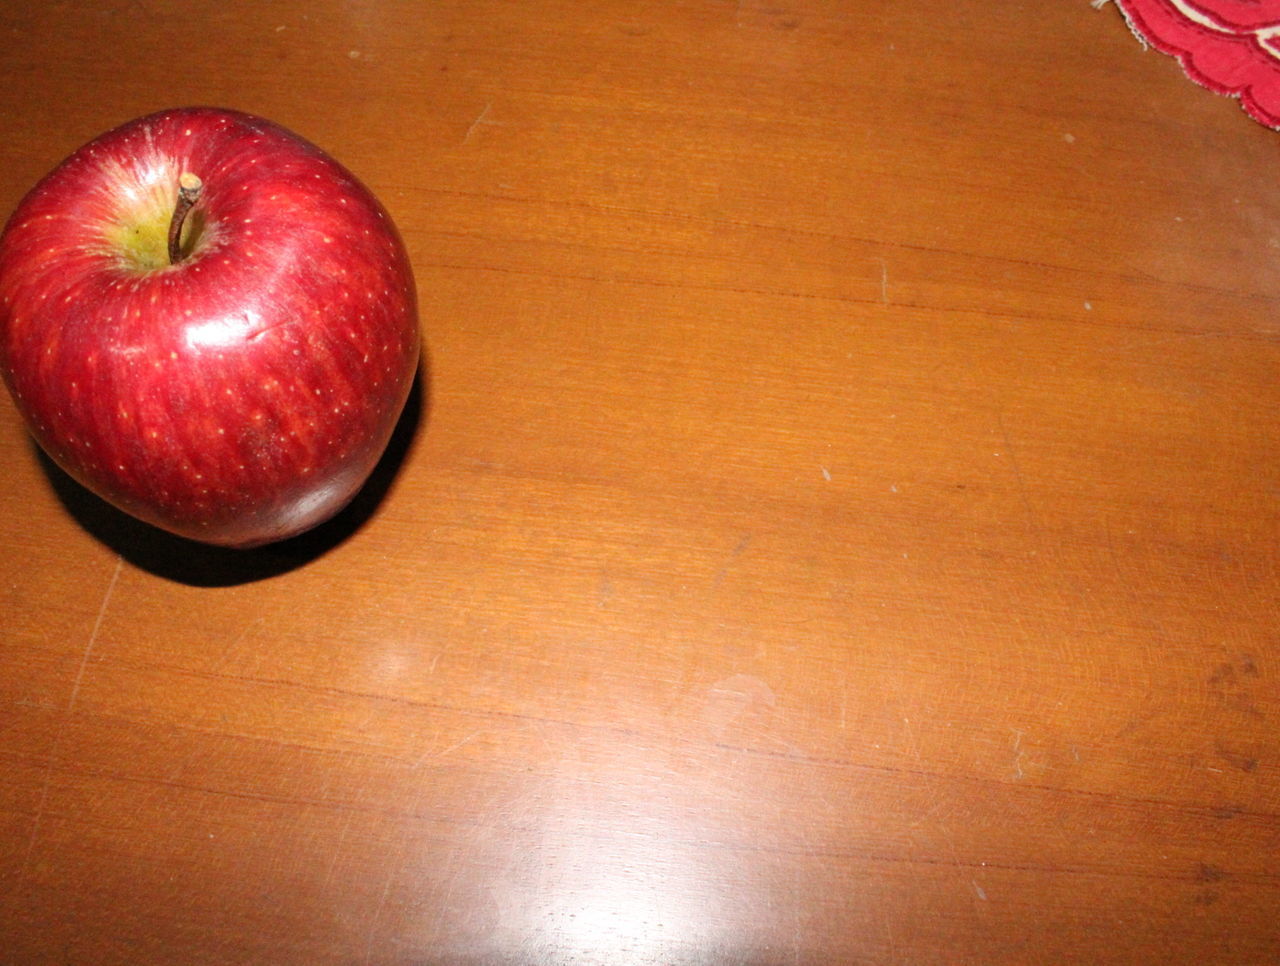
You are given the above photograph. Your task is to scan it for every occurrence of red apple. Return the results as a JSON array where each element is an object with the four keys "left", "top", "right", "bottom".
[{"left": 0, "top": 107, "right": 420, "bottom": 548}]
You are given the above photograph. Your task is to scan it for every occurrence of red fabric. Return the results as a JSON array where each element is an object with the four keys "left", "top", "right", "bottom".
[{"left": 1112, "top": 0, "right": 1280, "bottom": 129}]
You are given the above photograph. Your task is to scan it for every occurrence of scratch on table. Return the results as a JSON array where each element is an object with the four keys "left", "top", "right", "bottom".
[
  {"left": 713, "top": 532, "right": 752, "bottom": 587},
  {"left": 68, "top": 556, "right": 124, "bottom": 712},
  {"left": 882, "top": 908, "right": 899, "bottom": 961},
  {"left": 1011, "top": 728, "right": 1026, "bottom": 780},
  {"left": 902, "top": 715, "right": 921, "bottom": 760},
  {"left": 361, "top": 859, "right": 399, "bottom": 965},
  {"left": 22, "top": 555, "right": 124, "bottom": 878},
  {"left": 214, "top": 615, "right": 266, "bottom": 671},
  {"left": 878, "top": 258, "right": 889, "bottom": 304},
  {"left": 996, "top": 409, "right": 1037, "bottom": 528},
  {"left": 413, "top": 728, "right": 489, "bottom": 768},
  {"left": 428, "top": 640, "right": 452, "bottom": 674},
  {"left": 322, "top": 810, "right": 355, "bottom": 888},
  {"left": 596, "top": 574, "right": 614, "bottom": 608},
  {"left": 19, "top": 781, "right": 52, "bottom": 879},
  {"left": 463, "top": 101, "right": 496, "bottom": 143},
  {"left": 790, "top": 864, "right": 802, "bottom": 965}
]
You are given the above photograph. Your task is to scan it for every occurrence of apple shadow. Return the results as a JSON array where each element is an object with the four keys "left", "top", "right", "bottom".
[{"left": 34, "top": 365, "right": 428, "bottom": 587}]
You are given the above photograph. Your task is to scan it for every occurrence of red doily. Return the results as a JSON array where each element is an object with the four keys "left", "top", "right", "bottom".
[{"left": 1107, "top": 0, "right": 1280, "bottom": 129}]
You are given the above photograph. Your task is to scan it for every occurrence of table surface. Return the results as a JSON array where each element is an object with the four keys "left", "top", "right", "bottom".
[{"left": 2, "top": 2, "right": 1278, "bottom": 964}]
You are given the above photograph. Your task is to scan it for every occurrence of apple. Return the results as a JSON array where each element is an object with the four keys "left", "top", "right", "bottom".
[{"left": 0, "top": 107, "right": 420, "bottom": 548}]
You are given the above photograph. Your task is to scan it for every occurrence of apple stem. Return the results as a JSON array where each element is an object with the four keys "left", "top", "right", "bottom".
[{"left": 167, "top": 173, "right": 204, "bottom": 265}]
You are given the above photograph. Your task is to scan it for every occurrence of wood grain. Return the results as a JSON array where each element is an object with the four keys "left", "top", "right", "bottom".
[{"left": 1, "top": 2, "right": 1277, "bottom": 963}]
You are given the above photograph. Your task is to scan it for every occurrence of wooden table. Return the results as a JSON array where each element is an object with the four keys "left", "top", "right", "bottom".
[{"left": 1, "top": 2, "right": 1277, "bottom": 963}]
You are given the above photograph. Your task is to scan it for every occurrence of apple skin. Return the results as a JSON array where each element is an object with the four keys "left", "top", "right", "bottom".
[{"left": 0, "top": 107, "right": 420, "bottom": 548}]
